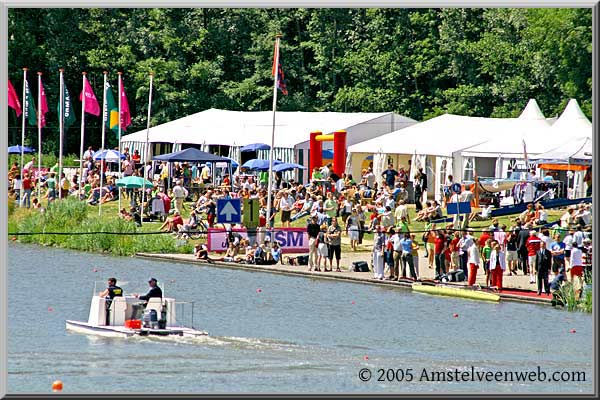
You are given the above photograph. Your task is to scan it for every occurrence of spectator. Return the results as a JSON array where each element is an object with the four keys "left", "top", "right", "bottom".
[
  {"left": 326, "top": 218, "right": 342, "bottom": 272},
  {"left": 535, "top": 241, "right": 552, "bottom": 296}
]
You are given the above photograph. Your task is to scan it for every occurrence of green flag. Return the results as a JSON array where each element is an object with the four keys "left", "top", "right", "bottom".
[
  {"left": 57, "top": 83, "right": 76, "bottom": 131},
  {"left": 24, "top": 79, "right": 37, "bottom": 126},
  {"left": 104, "top": 81, "right": 119, "bottom": 138}
]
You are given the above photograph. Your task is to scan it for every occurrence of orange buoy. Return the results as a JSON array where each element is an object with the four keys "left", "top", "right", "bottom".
[
  {"left": 570, "top": 328, "right": 576, "bottom": 333},
  {"left": 92, "top": 268, "right": 98, "bottom": 273},
  {"left": 351, "top": 301, "right": 355, "bottom": 304},
  {"left": 48, "top": 307, "right": 54, "bottom": 312},
  {"left": 11, "top": 237, "right": 17, "bottom": 241},
  {"left": 256, "top": 288, "right": 262, "bottom": 293},
  {"left": 453, "top": 313, "right": 459, "bottom": 318},
  {"left": 364, "top": 355, "right": 369, "bottom": 360},
  {"left": 52, "top": 380, "right": 63, "bottom": 392}
]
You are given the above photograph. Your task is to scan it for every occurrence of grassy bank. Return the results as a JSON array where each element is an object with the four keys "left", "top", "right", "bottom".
[{"left": 8, "top": 197, "right": 193, "bottom": 256}]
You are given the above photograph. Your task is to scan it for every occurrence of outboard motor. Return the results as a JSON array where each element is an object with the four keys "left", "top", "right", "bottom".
[{"left": 143, "top": 309, "right": 158, "bottom": 328}]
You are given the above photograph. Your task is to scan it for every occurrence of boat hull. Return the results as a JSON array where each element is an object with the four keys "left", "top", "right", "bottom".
[
  {"left": 66, "top": 320, "right": 208, "bottom": 338},
  {"left": 412, "top": 283, "right": 500, "bottom": 302}
]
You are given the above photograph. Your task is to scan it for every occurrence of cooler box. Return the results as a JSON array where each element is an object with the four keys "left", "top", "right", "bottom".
[{"left": 125, "top": 319, "right": 142, "bottom": 329}]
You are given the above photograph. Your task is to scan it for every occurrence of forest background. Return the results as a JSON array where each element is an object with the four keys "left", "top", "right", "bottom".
[{"left": 7, "top": 8, "right": 592, "bottom": 156}]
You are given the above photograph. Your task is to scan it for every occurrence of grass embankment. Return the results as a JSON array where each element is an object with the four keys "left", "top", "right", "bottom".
[{"left": 8, "top": 197, "right": 193, "bottom": 256}]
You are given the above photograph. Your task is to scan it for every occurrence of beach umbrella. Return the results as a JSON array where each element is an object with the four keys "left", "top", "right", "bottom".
[
  {"left": 115, "top": 176, "right": 153, "bottom": 189},
  {"left": 93, "top": 149, "right": 126, "bottom": 162},
  {"left": 272, "top": 162, "right": 307, "bottom": 172},
  {"left": 8, "top": 145, "right": 35, "bottom": 154},
  {"left": 240, "top": 143, "right": 271, "bottom": 152},
  {"left": 223, "top": 157, "right": 239, "bottom": 168},
  {"left": 241, "top": 158, "right": 282, "bottom": 171}
]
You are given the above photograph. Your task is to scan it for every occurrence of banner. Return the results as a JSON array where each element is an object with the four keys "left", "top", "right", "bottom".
[{"left": 207, "top": 227, "right": 308, "bottom": 254}]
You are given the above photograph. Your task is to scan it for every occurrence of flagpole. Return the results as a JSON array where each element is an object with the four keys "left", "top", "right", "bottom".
[
  {"left": 141, "top": 72, "right": 154, "bottom": 227},
  {"left": 266, "top": 35, "right": 281, "bottom": 235},
  {"left": 20, "top": 68, "right": 27, "bottom": 207},
  {"left": 79, "top": 72, "right": 87, "bottom": 197},
  {"left": 37, "top": 72, "right": 42, "bottom": 201},
  {"left": 118, "top": 71, "right": 123, "bottom": 210},
  {"left": 99, "top": 71, "right": 108, "bottom": 216},
  {"left": 58, "top": 68, "right": 64, "bottom": 199}
]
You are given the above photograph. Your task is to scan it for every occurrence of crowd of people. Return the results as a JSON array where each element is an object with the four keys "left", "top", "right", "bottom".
[{"left": 8, "top": 150, "right": 592, "bottom": 299}]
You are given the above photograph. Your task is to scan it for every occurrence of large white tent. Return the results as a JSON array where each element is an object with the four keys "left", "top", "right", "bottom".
[
  {"left": 348, "top": 98, "right": 593, "bottom": 200},
  {"left": 121, "top": 108, "right": 415, "bottom": 182}
]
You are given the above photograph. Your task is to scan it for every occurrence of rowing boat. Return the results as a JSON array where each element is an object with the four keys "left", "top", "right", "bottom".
[{"left": 412, "top": 283, "right": 500, "bottom": 302}]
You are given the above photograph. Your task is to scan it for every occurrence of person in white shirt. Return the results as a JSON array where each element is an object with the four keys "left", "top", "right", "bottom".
[
  {"left": 387, "top": 229, "right": 403, "bottom": 280},
  {"left": 363, "top": 168, "right": 375, "bottom": 189},
  {"left": 335, "top": 177, "right": 345, "bottom": 195},
  {"left": 171, "top": 180, "right": 189, "bottom": 214},
  {"left": 457, "top": 230, "right": 474, "bottom": 279},
  {"left": 562, "top": 230, "right": 574, "bottom": 268},
  {"left": 572, "top": 226, "right": 585, "bottom": 248},
  {"left": 394, "top": 200, "right": 410, "bottom": 225},
  {"left": 278, "top": 190, "right": 294, "bottom": 228},
  {"left": 83, "top": 146, "right": 94, "bottom": 160},
  {"left": 568, "top": 244, "right": 585, "bottom": 298}
]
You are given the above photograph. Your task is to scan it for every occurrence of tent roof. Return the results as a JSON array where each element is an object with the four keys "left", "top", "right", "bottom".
[
  {"left": 348, "top": 113, "right": 527, "bottom": 157},
  {"left": 153, "top": 147, "right": 232, "bottom": 163},
  {"left": 122, "top": 108, "right": 413, "bottom": 148},
  {"left": 551, "top": 99, "right": 592, "bottom": 134},
  {"left": 519, "top": 98, "right": 546, "bottom": 121},
  {"left": 530, "top": 136, "right": 592, "bottom": 165}
]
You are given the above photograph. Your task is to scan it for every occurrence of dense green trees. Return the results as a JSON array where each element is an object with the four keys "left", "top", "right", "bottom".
[{"left": 8, "top": 8, "right": 592, "bottom": 156}]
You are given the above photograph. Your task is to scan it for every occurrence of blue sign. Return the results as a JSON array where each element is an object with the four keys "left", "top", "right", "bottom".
[
  {"left": 217, "top": 198, "right": 241, "bottom": 224},
  {"left": 451, "top": 183, "right": 462, "bottom": 194},
  {"left": 446, "top": 202, "right": 472, "bottom": 215}
]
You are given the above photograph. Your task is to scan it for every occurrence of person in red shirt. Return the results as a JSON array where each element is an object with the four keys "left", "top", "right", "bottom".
[
  {"left": 433, "top": 230, "right": 447, "bottom": 278},
  {"left": 449, "top": 231, "right": 460, "bottom": 271},
  {"left": 160, "top": 210, "right": 184, "bottom": 232},
  {"left": 478, "top": 229, "right": 492, "bottom": 249},
  {"left": 526, "top": 231, "right": 542, "bottom": 284},
  {"left": 21, "top": 173, "right": 32, "bottom": 208}
]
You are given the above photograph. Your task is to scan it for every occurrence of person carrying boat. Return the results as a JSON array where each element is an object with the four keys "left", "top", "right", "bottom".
[
  {"left": 98, "top": 278, "right": 123, "bottom": 325},
  {"left": 135, "top": 278, "right": 163, "bottom": 301}
]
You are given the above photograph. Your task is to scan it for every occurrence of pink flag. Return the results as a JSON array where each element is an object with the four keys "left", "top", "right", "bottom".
[
  {"left": 39, "top": 79, "right": 49, "bottom": 127},
  {"left": 119, "top": 82, "right": 131, "bottom": 130},
  {"left": 79, "top": 76, "right": 100, "bottom": 116},
  {"left": 8, "top": 79, "right": 22, "bottom": 117}
]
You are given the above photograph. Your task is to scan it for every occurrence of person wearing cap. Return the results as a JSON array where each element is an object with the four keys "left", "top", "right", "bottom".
[{"left": 135, "top": 278, "right": 162, "bottom": 301}]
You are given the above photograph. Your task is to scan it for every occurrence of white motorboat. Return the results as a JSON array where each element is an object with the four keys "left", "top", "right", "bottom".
[{"left": 66, "top": 292, "right": 208, "bottom": 338}]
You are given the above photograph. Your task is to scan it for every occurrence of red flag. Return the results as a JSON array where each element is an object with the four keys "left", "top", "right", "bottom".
[
  {"left": 271, "top": 41, "right": 288, "bottom": 96},
  {"left": 79, "top": 76, "right": 100, "bottom": 116},
  {"left": 39, "top": 79, "right": 49, "bottom": 127},
  {"left": 8, "top": 79, "right": 22, "bottom": 117},
  {"left": 119, "top": 82, "right": 131, "bottom": 130}
]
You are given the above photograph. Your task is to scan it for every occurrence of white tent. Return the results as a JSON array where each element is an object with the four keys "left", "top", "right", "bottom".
[
  {"left": 121, "top": 108, "right": 415, "bottom": 181},
  {"left": 549, "top": 98, "right": 592, "bottom": 136},
  {"left": 530, "top": 136, "right": 592, "bottom": 166}
]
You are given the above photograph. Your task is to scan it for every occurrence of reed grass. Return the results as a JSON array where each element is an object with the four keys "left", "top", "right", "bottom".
[{"left": 9, "top": 197, "right": 190, "bottom": 257}]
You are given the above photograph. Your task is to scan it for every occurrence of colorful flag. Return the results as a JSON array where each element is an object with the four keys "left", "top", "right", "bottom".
[
  {"left": 272, "top": 41, "right": 288, "bottom": 96},
  {"left": 80, "top": 76, "right": 100, "bottom": 116},
  {"left": 57, "top": 82, "right": 76, "bottom": 130},
  {"left": 8, "top": 79, "right": 22, "bottom": 117},
  {"left": 24, "top": 79, "right": 37, "bottom": 126},
  {"left": 119, "top": 81, "right": 131, "bottom": 131},
  {"left": 104, "top": 81, "right": 119, "bottom": 137},
  {"left": 39, "top": 79, "right": 49, "bottom": 128}
]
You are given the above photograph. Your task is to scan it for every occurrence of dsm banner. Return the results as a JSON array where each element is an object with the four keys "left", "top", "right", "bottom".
[{"left": 207, "top": 227, "right": 309, "bottom": 254}]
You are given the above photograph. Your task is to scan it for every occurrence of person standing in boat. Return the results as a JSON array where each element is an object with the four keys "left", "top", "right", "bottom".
[
  {"left": 98, "top": 278, "right": 123, "bottom": 326},
  {"left": 135, "top": 278, "right": 163, "bottom": 301},
  {"left": 98, "top": 277, "right": 123, "bottom": 300}
]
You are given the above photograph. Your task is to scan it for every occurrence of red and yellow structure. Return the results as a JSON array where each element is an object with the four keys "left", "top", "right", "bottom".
[{"left": 309, "top": 130, "right": 347, "bottom": 177}]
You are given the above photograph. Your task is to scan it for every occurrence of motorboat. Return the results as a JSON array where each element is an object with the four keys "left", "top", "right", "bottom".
[{"left": 66, "top": 289, "right": 208, "bottom": 338}]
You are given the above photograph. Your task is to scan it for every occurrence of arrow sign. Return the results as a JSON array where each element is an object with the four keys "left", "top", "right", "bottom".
[{"left": 217, "top": 198, "right": 241, "bottom": 223}]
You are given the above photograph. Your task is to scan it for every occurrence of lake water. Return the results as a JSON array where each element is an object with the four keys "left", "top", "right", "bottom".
[{"left": 7, "top": 243, "right": 593, "bottom": 394}]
